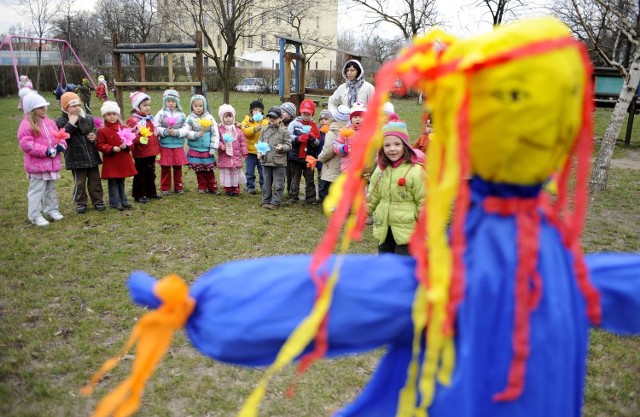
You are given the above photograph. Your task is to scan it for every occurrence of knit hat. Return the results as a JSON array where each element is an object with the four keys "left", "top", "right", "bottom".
[
  {"left": 130, "top": 91, "right": 150, "bottom": 111},
  {"left": 162, "top": 89, "right": 182, "bottom": 111},
  {"left": 98, "top": 75, "right": 105, "bottom": 82},
  {"left": 379, "top": 113, "right": 420, "bottom": 167},
  {"left": 218, "top": 103, "right": 236, "bottom": 123},
  {"left": 299, "top": 99, "right": 316, "bottom": 115},
  {"left": 332, "top": 105, "right": 350, "bottom": 122},
  {"left": 20, "top": 75, "right": 28, "bottom": 82},
  {"left": 319, "top": 109, "right": 332, "bottom": 120},
  {"left": 382, "top": 101, "right": 395, "bottom": 114},
  {"left": 190, "top": 94, "right": 208, "bottom": 114},
  {"left": 60, "top": 92, "right": 81, "bottom": 112},
  {"left": 382, "top": 113, "right": 410, "bottom": 142},
  {"left": 266, "top": 106, "right": 282, "bottom": 118},
  {"left": 22, "top": 92, "right": 49, "bottom": 114},
  {"left": 249, "top": 99, "right": 264, "bottom": 111},
  {"left": 101, "top": 101, "right": 121, "bottom": 116},
  {"left": 350, "top": 101, "right": 367, "bottom": 118},
  {"left": 280, "top": 102, "right": 296, "bottom": 118}
]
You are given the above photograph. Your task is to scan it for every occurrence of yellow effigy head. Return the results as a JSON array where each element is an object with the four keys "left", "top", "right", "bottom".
[{"left": 427, "top": 18, "right": 587, "bottom": 185}]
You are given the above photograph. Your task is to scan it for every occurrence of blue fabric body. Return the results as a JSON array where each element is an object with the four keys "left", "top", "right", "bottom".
[{"left": 127, "top": 177, "right": 640, "bottom": 417}]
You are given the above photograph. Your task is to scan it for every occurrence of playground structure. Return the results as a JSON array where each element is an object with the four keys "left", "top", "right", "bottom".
[
  {"left": 593, "top": 66, "right": 640, "bottom": 146},
  {"left": 0, "top": 35, "right": 96, "bottom": 92},
  {"left": 111, "top": 31, "right": 205, "bottom": 111},
  {"left": 274, "top": 34, "right": 362, "bottom": 109}
]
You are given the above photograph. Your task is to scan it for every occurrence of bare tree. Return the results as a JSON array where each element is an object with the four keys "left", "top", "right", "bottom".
[
  {"left": 278, "top": 0, "right": 337, "bottom": 85},
  {"left": 360, "top": 34, "right": 403, "bottom": 73},
  {"left": 474, "top": 0, "right": 525, "bottom": 26},
  {"left": 95, "top": 0, "right": 160, "bottom": 63},
  {"left": 18, "top": 0, "right": 61, "bottom": 89},
  {"left": 169, "top": 0, "right": 257, "bottom": 103},
  {"left": 557, "top": 0, "right": 639, "bottom": 192},
  {"left": 344, "top": 0, "right": 443, "bottom": 40}
]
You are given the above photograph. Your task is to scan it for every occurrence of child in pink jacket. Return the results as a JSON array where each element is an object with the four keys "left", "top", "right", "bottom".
[
  {"left": 17, "top": 92, "right": 67, "bottom": 226},
  {"left": 217, "top": 104, "right": 247, "bottom": 196}
]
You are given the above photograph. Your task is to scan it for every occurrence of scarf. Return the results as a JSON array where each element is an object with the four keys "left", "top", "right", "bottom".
[{"left": 346, "top": 78, "right": 364, "bottom": 108}]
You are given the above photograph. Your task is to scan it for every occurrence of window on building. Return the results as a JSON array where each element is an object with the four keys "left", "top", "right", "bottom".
[
  {"left": 261, "top": 13, "right": 266, "bottom": 24},
  {"left": 204, "top": 57, "right": 209, "bottom": 67},
  {"left": 217, "top": 35, "right": 221, "bottom": 48},
  {"left": 275, "top": 14, "right": 281, "bottom": 24},
  {"left": 226, "top": 0, "right": 233, "bottom": 15},
  {"left": 261, "top": 35, "right": 266, "bottom": 47},
  {"left": 248, "top": 13, "right": 253, "bottom": 25},
  {"left": 248, "top": 36, "right": 253, "bottom": 48},
  {"left": 287, "top": 12, "right": 293, "bottom": 24}
]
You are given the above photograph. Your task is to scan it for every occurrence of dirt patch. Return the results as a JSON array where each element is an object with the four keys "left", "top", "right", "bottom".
[{"left": 611, "top": 149, "right": 640, "bottom": 170}]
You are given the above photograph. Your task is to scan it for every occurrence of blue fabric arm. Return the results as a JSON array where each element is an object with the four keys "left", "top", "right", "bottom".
[
  {"left": 127, "top": 271, "right": 162, "bottom": 309},
  {"left": 586, "top": 253, "right": 640, "bottom": 335}
]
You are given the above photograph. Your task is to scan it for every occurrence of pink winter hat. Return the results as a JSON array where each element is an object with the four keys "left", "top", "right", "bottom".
[{"left": 130, "top": 91, "right": 150, "bottom": 111}]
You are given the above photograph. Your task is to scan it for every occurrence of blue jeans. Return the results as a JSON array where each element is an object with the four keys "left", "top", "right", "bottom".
[
  {"left": 107, "top": 178, "right": 129, "bottom": 207},
  {"left": 245, "top": 153, "right": 264, "bottom": 191}
]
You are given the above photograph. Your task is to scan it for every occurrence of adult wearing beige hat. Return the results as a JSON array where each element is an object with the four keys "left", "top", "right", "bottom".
[{"left": 55, "top": 92, "right": 105, "bottom": 213}]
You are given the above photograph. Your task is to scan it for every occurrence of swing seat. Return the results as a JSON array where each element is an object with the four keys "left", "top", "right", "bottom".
[{"left": 54, "top": 83, "right": 64, "bottom": 100}]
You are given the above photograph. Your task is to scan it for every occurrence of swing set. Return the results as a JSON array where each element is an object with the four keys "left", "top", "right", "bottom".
[{"left": 0, "top": 34, "right": 96, "bottom": 93}]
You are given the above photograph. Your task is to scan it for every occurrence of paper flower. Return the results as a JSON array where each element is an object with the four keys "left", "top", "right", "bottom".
[
  {"left": 255, "top": 141, "right": 270, "bottom": 155},
  {"left": 339, "top": 127, "right": 355, "bottom": 138},
  {"left": 320, "top": 125, "right": 330, "bottom": 134},
  {"left": 198, "top": 118, "right": 212, "bottom": 129},
  {"left": 139, "top": 126, "right": 152, "bottom": 145},
  {"left": 165, "top": 115, "right": 178, "bottom": 128},
  {"left": 397, "top": 178, "right": 406, "bottom": 187},
  {"left": 117, "top": 126, "right": 135, "bottom": 147},
  {"left": 302, "top": 125, "right": 311, "bottom": 134},
  {"left": 93, "top": 117, "right": 103, "bottom": 129},
  {"left": 223, "top": 133, "right": 234, "bottom": 143},
  {"left": 253, "top": 113, "right": 263, "bottom": 123},
  {"left": 53, "top": 128, "right": 70, "bottom": 142}
]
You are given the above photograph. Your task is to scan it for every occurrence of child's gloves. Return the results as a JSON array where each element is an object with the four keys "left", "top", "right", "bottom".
[
  {"left": 55, "top": 143, "right": 66, "bottom": 153},
  {"left": 292, "top": 126, "right": 304, "bottom": 137},
  {"left": 298, "top": 134, "right": 309, "bottom": 143},
  {"left": 305, "top": 155, "right": 317, "bottom": 170},
  {"left": 46, "top": 148, "right": 57, "bottom": 158}
]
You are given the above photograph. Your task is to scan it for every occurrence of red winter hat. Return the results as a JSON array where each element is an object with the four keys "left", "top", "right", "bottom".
[{"left": 299, "top": 99, "right": 316, "bottom": 115}]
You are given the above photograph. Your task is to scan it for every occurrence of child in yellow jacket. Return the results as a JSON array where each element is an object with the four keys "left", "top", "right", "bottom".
[{"left": 241, "top": 99, "right": 269, "bottom": 194}]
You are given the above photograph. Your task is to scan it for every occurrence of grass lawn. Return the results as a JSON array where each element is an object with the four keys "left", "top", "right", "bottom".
[{"left": 0, "top": 91, "right": 638, "bottom": 416}]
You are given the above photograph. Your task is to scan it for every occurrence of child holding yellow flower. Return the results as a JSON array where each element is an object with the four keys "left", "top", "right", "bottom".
[
  {"left": 126, "top": 91, "right": 161, "bottom": 203},
  {"left": 186, "top": 94, "right": 220, "bottom": 194}
]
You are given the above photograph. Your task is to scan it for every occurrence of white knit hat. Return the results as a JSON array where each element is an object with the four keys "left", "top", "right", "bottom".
[
  {"left": 101, "top": 101, "right": 121, "bottom": 116},
  {"left": 350, "top": 101, "right": 367, "bottom": 117},
  {"left": 130, "top": 91, "right": 150, "bottom": 111},
  {"left": 218, "top": 103, "right": 236, "bottom": 123},
  {"left": 22, "top": 92, "right": 49, "bottom": 114},
  {"left": 332, "top": 105, "right": 350, "bottom": 122},
  {"left": 382, "top": 101, "right": 395, "bottom": 115}
]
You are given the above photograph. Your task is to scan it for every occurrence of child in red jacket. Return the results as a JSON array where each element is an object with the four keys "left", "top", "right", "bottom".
[
  {"left": 96, "top": 101, "right": 137, "bottom": 210},
  {"left": 126, "top": 91, "right": 161, "bottom": 203}
]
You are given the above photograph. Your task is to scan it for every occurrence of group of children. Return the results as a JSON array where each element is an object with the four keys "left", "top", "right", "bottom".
[{"left": 17, "top": 88, "right": 429, "bottom": 255}]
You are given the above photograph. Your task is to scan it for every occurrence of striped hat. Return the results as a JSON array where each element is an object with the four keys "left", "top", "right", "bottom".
[
  {"left": 382, "top": 113, "right": 410, "bottom": 142},
  {"left": 130, "top": 91, "right": 150, "bottom": 111}
]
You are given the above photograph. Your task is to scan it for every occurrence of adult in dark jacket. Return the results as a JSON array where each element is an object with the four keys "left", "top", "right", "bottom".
[{"left": 55, "top": 92, "right": 105, "bottom": 213}]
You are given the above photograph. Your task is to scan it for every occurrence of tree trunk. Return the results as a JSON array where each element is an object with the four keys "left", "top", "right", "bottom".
[{"left": 589, "top": 51, "right": 640, "bottom": 193}]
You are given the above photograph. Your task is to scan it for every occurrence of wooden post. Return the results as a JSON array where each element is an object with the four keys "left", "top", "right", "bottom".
[
  {"left": 139, "top": 53, "right": 146, "bottom": 92},
  {"left": 112, "top": 32, "right": 123, "bottom": 111},
  {"left": 195, "top": 31, "right": 203, "bottom": 94},
  {"left": 168, "top": 53, "right": 174, "bottom": 82},
  {"left": 284, "top": 53, "right": 292, "bottom": 103},
  {"left": 625, "top": 99, "right": 637, "bottom": 146}
]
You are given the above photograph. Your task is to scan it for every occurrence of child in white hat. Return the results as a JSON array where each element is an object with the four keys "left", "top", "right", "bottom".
[{"left": 17, "top": 92, "right": 67, "bottom": 226}]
